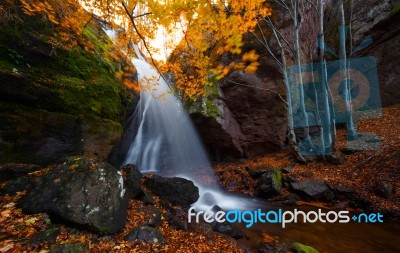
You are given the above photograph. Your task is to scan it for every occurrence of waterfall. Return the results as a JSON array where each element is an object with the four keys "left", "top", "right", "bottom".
[
  {"left": 123, "top": 47, "right": 212, "bottom": 178},
  {"left": 119, "top": 45, "right": 263, "bottom": 211}
]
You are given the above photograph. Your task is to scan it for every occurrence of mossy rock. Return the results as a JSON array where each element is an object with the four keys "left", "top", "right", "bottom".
[
  {"left": 255, "top": 169, "right": 283, "bottom": 197},
  {"left": 277, "top": 242, "right": 320, "bottom": 253}
]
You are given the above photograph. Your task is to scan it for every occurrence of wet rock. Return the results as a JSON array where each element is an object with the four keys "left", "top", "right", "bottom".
[
  {"left": 291, "top": 180, "right": 334, "bottom": 200},
  {"left": 29, "top": 227, "right": 60, "bottom": 247},
  {"left": 277, "top": 242, "right": 319, "bottom": 253},
  {"left": 18, "top": 157, "right": 128, "bottom": 234},
  {"left": 49, "top": 243, "right": 89, "bottom": 253},
  {"left": 119, "top": 164, "right": 142, "bottom": 199},
  {"left": 144, "top": 175, "right": 199, "bottom": 207},
  {"left": 255, "top": 169, "right": 283, "bottom": 197},
  {"left": 0, "top": 163, "right": 41, "bottom": 183},
  {"left": 375, "top": 181, "right": 394, "bottom": 199},
  {"left": 125, "top": 226, "right": 165, "bottom": 244}
]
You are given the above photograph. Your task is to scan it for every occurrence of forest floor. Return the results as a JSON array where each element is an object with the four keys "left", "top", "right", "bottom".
[
  {"left": 215, "top": 104, "right": 400, "bottom": 219},
  {"left": 0, "top": 105, "right": 398, "bottom": 253}
]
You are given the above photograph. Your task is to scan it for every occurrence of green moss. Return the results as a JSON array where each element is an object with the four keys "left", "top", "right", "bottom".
[{"left": 278, "top": 242, "right": 319, "bottom": 253}]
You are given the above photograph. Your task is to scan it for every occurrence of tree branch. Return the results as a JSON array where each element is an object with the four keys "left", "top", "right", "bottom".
[{"left": 121, "top": 1, "right": 173, "bottom": 90}]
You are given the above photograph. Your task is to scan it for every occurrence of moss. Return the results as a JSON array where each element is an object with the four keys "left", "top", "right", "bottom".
[
  {"left": 272, "top": 169, "right": 283, "bottom": 191},
  {"left": 278, "top": 242, "right": 320, "bottom": 253}
]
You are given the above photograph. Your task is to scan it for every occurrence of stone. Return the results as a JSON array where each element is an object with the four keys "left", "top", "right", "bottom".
[
  {"left": 119, "top": 164, "right": 143, "bottom": 199},
  {"left": 125, "top": 226, "right": 165, "bottom": 244},
  {"left": 291, "top": 180, "right": 334, "bottom": 200},
  {"left": 255, "top": 169, "right": 283, "bottom": 197},
  {"left": 144, "top": 175, "right": 199, "bottom": 207},
  {"left": 18, "top": 157, "right": 128, "bottom": 234}
]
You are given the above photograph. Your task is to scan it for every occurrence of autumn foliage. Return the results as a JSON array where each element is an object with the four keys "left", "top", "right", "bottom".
[{"left": 19, "top": 0, "right": 272, "bottom": 98}]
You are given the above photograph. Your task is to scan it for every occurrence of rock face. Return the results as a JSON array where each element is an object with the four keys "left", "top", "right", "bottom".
[
  {"left": 350, "top": 0, "right": 400, "bottom": 106},
  {"left": 0, "top": 1, "right": 137, "bottom": 166},
  {"left": 143, "top": 175, "right": 199, "bottom": 207},
  {"left": 219, "top": 71, "right": 288, "bottom": 157},
  {"left": 193, "top": 70, "right": 288, "bottom": 161},
  {"left": 18, "top": 157, "right": 128, "bottom": 234}
]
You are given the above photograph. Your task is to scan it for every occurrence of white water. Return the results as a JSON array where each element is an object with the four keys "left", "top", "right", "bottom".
[{"left": 121, "top": 46, "right": 262, "bottom": 211}]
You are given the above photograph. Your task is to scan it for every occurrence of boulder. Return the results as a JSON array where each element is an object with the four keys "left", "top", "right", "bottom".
[
  {"left": 291, "top": 180, "right": 334, "bottom": 200},
  {"left": 119, "top": 164, "right": 143, "bottom": 199},
  {"left": 144, "top": 175, "right": 199, "bottom": 207},
  {"left": 125, "top": 226, "right": 165, "bottom": 244},
  {"left": 18, "top": 157, "right": 128, "bottom": 234},
  {"left": 255, "top": 169, "right": 283, "bottom": 197}
]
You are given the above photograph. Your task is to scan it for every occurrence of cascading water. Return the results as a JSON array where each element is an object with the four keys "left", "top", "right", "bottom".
[{"left": 122, "top": 46, "right": 262, "bottom": 211}]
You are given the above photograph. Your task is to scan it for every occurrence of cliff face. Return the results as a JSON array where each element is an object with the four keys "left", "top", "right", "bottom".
[
  {"left": 193, "top": 0, "right": 400, "bottom": 161},
  {"left": 0, "top": 0, "right": 138, "bottom": 165},
  {"left": 351, "top": 0, "right": 400, "bottom": 105}
]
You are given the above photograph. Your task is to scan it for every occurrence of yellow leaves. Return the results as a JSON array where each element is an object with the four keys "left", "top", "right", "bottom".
[{"left": 20, "top": 0, "right": 58, "bottom": 24}]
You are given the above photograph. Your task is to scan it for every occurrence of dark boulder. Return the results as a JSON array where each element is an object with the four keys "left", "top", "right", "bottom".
[
  {"left": 125, "top": 226, "right": 165, "bottom": 244},
  {"left": 119, "top": 164, "right": 143, "bottom": 199},
  {"left": 255, "top": 169, "right": 283, "bottom": 198},
  {"left": 18, "top": 157, "right": 128, "bottom": 234},
  {"left": 291, "top": 180, "right": 334, "bottom": 200},
  {"left": 144, "top": 175, "right": 199, "bottom": 207}
]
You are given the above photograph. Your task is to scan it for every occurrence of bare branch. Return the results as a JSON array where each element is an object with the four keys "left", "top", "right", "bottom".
[{"left": 224, "top": 77, "right": 288, "bottom": 106}]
